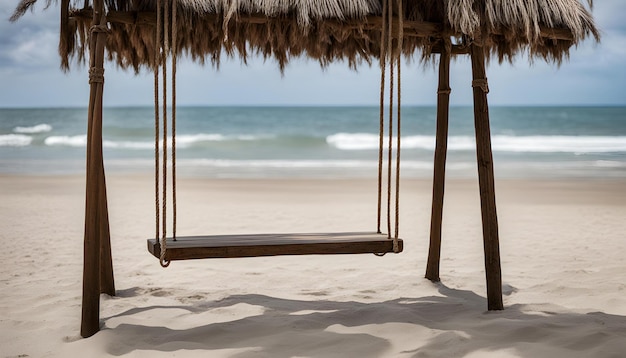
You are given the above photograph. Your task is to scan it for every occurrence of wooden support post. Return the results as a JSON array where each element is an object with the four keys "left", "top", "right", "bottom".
[
  {"left": 99, "top": 167, "right": 115, "bottom": 296},
  {"left": 81, "top": 0, "right": 111, "bottom": 338},
  {"left": 425, "top": 48, "right": 451, "bottom": 282},
  {"left": 470, "top": 44, "right": 504, "bottom": 311}
]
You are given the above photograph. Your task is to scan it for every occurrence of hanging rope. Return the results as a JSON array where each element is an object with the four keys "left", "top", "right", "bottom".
[
  {"left": 161, "top": 0, "right": 169, "bottom": 268},
  {"left": 376, "top": 0, "right": 388, "bottom": 235},
  {"left": 386, "top": 0, "right": 394, "bottom": 240},
  {"left": 376, "top": 0, "right": 403, "bottom": 253},
  {"left": 154, "top": 4, "right": 159, "bottom": 238},
  {"left": 172, "top": 0, "right": 178, "bottom": 242},
  {"left": 154, "top": 0, "right": 168, "bottom": 267},
  {"left": 393, "top": 0, "right": 404, "bottom": 251},
  {"left": 155, "top": 0, "right": 179, "bottom": 267}
]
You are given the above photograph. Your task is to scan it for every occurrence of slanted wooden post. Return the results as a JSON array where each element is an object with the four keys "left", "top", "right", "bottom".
[
  {"left": 425, "top": 47, "right": 451, "bottom": 282},
  {"left": 81, "top": 0, "right": 113, "bottom": 338},
  {"left": 470, "top": 43, "right": 503, "bottom": 310},
  {"left": 99, "top": 175, "right": 115, "bottom": 296}
]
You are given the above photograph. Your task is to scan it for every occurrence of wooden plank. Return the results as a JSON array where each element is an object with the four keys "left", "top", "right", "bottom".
[
  {"left": 147, "top": 232, "right": 403, "bottom": 260},
  {"left": 470, "top": 44, "right": 504, "bottom": 311}
]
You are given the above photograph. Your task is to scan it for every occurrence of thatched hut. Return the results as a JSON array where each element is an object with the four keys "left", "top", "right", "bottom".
[{"left": 12, "top": 0, "right": 599, "bottom": 338}]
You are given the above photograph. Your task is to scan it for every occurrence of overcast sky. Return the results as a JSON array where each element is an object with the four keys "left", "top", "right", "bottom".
[{"left": 1, "top": 1, "right": 625, "bottom": 108}]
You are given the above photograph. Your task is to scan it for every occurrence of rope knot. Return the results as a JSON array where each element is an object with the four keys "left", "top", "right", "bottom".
[
  {"left": 472, "top": 79, "right": 489, "bottom": 93},
  {"left": 392, "top": 238, "right": 400, "bottom": 253},
  {"left": 88, "top": 67, "right": 105, "bottom": 84},
  {"left": 159, "top": 237, "right": 170, "bottom": 267},
  {"left": 90, "top": 24, "right": 110, "bottom": 34}
]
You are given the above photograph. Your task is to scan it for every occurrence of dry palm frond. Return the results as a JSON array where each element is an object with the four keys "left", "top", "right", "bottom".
[
  {"left": 12, "top": 0, "right": 600, "bottom": 70},
  {"left": 10, "top": 0, "right": 51, "bottom": 21}
]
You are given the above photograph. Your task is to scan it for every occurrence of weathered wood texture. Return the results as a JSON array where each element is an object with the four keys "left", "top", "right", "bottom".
[
  {"left": 147, "top": 232, "right": 403, "bottom": 260},
  {"left": 425, "top": 48, "right": 451, "bottom": 282},
  {"left": 470, "top": 43, "right": 504, "bottom": 311},
  {"left": 81, "top": 0, "right": 112, "bottom": 338},
  {"left": 68, "top": 9, "right": 575, "bottom": 41},
  {"left": 99, "top": 172, "right": 115, "bottom": 296}
]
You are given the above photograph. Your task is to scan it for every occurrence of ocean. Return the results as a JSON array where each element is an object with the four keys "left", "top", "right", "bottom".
[{"left": 1, "top": 106, "right": 625, "bottom": 178}]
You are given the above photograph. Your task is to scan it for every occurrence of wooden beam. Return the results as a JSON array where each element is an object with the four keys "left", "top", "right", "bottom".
[
  {"left": 538, "top": 26, "right": 575, "bottom": 41},
  {"left": 470, "top": 43, "right": 504, "bottom": 311},
  {"left": 362, "top": 16, "right": 441, "bottom": 38},
  {"left": 431, "top": 44, "right": 471, "bottom": 55},
  {"left": 425, "top": 47, "right": 451, "bottom": 282},
  {"left": 70, "top": 8, "right": 155, "bottom": 26},
  {"left": 68, "top": 9, "right": 574, "bottom": 41},
  {"left": 68, "top": 9, "right": 441, "bottom": 38}
]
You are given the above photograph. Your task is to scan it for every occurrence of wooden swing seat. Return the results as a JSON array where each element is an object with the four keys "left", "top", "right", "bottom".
[{"left": 147, "top": 232, "right": 403, "bottom": 260}]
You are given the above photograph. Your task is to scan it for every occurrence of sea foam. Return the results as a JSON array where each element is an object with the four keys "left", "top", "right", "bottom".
[
  {"left": 45, "top": 135, "right": 87, "bottom": 147},
  {"left": 13, "top": 123, "right": 52, "bottom": 134},
  {"left": 326, "top": 133, "right": 437, "bottom": 150},
  {"left": 491, "top": 135, "right": 626, "bottom": 153},
  {"left": 326, "top": 133, "right": 626, "bottom": 153},
  {"left": 42, "top": 133, "right": 266, "bottom": 149},
  {"left": 0, "top": 134, "right": 33, "bottom": 147}
]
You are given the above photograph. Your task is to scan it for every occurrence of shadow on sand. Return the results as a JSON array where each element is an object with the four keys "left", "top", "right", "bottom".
[{"left": 96, "top": 284, "right": 626, "bottom": 357}]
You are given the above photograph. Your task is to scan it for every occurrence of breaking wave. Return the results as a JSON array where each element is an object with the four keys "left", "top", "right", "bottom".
[
  {"left": 13, "top": 123, "right": 52, "bottom": 134},
  {"left": 326, "top": 133, "right": 626, "bottom": 153}
]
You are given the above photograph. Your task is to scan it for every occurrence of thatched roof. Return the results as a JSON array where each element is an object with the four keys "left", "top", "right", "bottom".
[{"left": 12, "top": 0, "right": 600, "bottom": 72}]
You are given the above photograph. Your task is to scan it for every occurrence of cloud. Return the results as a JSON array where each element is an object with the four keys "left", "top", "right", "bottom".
[
  {"left": 5, "top": 31, "right": 58, "bottom": 68},
  {"left": 0, "top": 2, "right": 59, "bottom": 69},
  {"left": 594, "top": 0, "right": 626, "bottom": 32}
]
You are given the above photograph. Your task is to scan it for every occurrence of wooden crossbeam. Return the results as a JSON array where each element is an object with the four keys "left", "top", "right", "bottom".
[{"left": 68, "top": 9, "right": 574, "bottom": 41}]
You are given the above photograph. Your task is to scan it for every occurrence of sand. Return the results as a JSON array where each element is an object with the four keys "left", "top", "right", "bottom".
[{"left": 1, "top": 174, "right": 626, "bottom": 357}]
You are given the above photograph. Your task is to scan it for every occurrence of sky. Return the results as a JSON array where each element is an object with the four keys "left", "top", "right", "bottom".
[{"left": 0, "top": 1, "right": 625, "bottom": 108}]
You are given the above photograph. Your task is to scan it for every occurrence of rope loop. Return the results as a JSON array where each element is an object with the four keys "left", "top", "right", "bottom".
[
  {"left": 89, "top": 24, "right": 110, "bottom": 34},
  {"left": 88, "top": 67, "right": 104, "bottom": 84},
  {"left": 437, "top": 88, "right": 452, "bottom": 95},
  {"left": 472, "top": 78, "right": 489, "bottom": 93}
]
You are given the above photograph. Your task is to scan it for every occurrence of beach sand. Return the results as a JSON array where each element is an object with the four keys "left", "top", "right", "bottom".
[{"left": 1, "top": 174, "right": 626, "bottom": 357}]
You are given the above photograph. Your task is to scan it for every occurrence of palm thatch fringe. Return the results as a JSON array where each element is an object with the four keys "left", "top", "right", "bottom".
[
  {"left": 12, "top": 0, "right": 599, "bottom": 71},
  {"left": 10, "top": 0, "right": 45, "bottom": 22}
]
